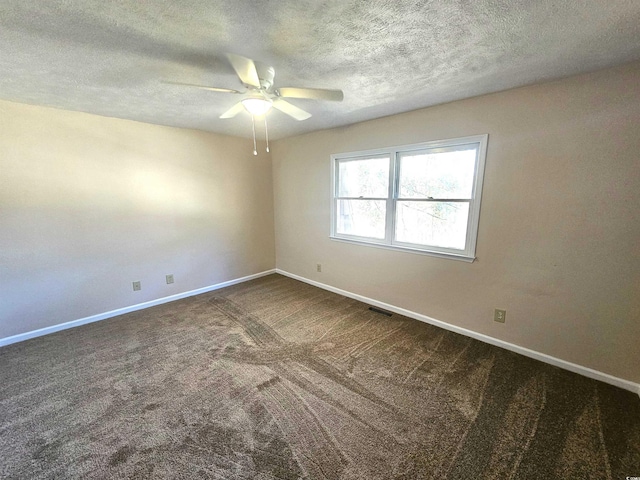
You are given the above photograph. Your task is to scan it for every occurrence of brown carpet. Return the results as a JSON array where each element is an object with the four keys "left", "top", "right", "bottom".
[{"left": 1, "top": 274, "right": 639, "bottom": 479}]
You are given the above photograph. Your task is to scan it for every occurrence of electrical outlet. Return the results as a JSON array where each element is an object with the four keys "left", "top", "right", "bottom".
[
  {"left": 166, "top": 274, "right": 174, "bottom": 284},
  {"left": 316, "top": 263, "right": 322, "bottom": 272},
  {"left": 132, "top": 281, "right": 141, "bottom": 291},
  {"left": 494, "top": 309, "right": 506, "bottom": 323}
]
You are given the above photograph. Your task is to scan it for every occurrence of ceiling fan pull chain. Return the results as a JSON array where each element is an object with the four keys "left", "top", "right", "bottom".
[
  {"left": 264, "top": 116, "right": 269, "bottom": 153},
  {"left": 251, "top": 115, "right": 257, "bottom": 156}
]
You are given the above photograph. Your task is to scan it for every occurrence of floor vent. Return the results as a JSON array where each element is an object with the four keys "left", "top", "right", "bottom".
[{"left": 368, "top": 306, "right": 392, "bottom": 317}]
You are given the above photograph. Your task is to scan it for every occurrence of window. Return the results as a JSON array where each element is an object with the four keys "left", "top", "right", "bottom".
[{"left": 331, "top": 135, "right": 488, "bottom": 261}]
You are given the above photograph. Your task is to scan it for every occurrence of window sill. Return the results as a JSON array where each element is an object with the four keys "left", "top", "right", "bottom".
[{"left": 329, "top": 236, "right": 476, "bottom": 263}]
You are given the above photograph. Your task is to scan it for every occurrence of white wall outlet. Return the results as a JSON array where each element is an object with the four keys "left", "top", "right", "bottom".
[
  {"left": 132, "top": 281, "right": 141, "bottom": 291},
  {"left": 316, "top": 263, "right": 322, "bottom": 272},
  {"left": 494, "top": 309, "right": 506, "bottom": 323},
  {"left": 166, "top": 274, "right": 174, "bottom": 284}
]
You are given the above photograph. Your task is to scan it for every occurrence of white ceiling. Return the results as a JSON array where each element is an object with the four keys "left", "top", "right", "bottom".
[{"left": 1, "top": 1, "right": 639, "bottom": 140}]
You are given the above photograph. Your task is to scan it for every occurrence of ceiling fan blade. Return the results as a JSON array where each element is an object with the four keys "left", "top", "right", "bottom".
[
  {"left": 272, "top": 98, "right": 312, "bottom": 121},
  {"left": 219, "top": 102, "right": 245, "bottom": 119},
  {"left": 226, "top": 54, "right": 261, "bottom": 88},
  {"left": 277, "top": 87, "right": 344, "bottom": 102},
  {"left": 162, "top": 80, "right": 242, "bottom": 94}
]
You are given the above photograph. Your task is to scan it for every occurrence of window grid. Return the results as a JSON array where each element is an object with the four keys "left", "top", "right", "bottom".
[{"left": 331, "top": 135, "right": 488, "bottom": 262}]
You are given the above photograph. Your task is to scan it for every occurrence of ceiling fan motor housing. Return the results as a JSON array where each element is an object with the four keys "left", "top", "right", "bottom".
[{"left": 254, "top": 62, "right": 276, "bottom": 91}]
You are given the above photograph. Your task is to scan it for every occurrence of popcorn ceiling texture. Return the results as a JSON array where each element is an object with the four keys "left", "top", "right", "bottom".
[{"left": 0, "top": 0, "right": 639, "bottom": 139}]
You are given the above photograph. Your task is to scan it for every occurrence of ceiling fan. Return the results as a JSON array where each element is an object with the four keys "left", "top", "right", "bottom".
[{"left": 164, "top": 54, "right": 344, "bottom": 154}]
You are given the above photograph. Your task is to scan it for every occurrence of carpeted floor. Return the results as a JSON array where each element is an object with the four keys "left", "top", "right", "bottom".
[{"left": 1, "top": 274, "right": 639, "bottom": 479}]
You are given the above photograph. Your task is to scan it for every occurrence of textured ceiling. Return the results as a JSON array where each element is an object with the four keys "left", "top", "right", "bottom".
[{"left": 1, "top": 1, "right": 639, "bottom": 140}]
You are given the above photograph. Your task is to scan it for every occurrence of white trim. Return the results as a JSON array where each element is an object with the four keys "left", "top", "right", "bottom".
[
  {"left": 330, "top": 134, "right": 488, "bottom": 261},
  {"left": 276, "top": 269, "right": 640, "bottom": 395},
  {"left": 329, "top": 236, "right": 476, "bottom": 262},
  {"left": 0, "top": 269, "right": 276, "bottom": 348}
]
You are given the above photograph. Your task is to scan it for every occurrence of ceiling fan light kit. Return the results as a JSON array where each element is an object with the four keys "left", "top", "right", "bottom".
[
  {"left": 165, "top": 53, "right": 344, "bottom": 154},
  {"left": 241, "top": 97, "right": 273, "bottom": 116}
]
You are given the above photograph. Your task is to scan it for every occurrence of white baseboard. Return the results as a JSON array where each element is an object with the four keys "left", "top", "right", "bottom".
[
  {"left": 0, "top": 269, "right": 276, "bottom": 348},
  {"left": 276, "top": 269, "right": 640, "bottom": 396},
  {"left": 3, "top": 267, "right": 638, "bottom": 397}
]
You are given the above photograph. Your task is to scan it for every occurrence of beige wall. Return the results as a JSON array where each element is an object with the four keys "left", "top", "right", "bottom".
[
  {"left": 2, "top": 62, "right": 638, "bottom": 384},
  {"left": 0, "top": 100, "right": 275, "bottom": 338},
  {"left": 271, "top": 61, "right": 640, "bottom": 384}
]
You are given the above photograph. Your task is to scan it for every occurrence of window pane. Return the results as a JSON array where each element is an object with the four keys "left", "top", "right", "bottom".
[
  {"left": 338, "top": 157, "right": 389, "bottom": 197},
  {"left": 398, "top": 148, "right": 477, "bottom": 199},
  {"left": 395, "top": 201, "right": 469, "bottom": 250},
  {"left": 336, "top": 199, "right": 386, "bottom": 239}
]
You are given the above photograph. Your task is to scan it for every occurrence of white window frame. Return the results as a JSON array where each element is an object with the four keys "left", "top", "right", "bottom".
[{"left": 330, "top": 134, "right": 488, "bottom": 262}]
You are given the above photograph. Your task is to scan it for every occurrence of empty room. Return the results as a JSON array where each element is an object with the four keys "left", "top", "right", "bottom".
[{"left": 1, "top": 1, "right": 639, "bottom": 479}]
